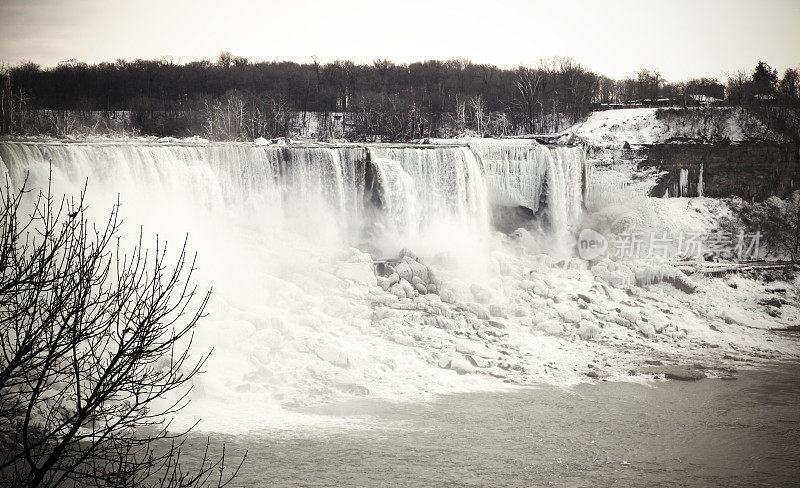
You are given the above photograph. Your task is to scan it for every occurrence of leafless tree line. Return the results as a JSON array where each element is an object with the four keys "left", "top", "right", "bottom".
[{"left": 2, "top": 56, "right": 799, "bottom": 140}]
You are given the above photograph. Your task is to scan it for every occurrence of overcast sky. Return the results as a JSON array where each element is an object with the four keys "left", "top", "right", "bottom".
[{"left": 1, "top": 0, "right": 798, "bottom": 81}]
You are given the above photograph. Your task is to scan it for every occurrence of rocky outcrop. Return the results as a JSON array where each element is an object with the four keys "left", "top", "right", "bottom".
[{"left": 642, "top": 143, "right": 800, "bottom": 200}]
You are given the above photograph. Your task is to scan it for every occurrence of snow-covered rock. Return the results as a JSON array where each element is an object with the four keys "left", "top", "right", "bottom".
[
  {"left": 489, "top": 304, "right": 507, "bottom": 318},
  {"left": 440, "top": 289, "right": 457, "bottom": 304},
  {"left": 535, "top": 319, "right": 564, "bottom": 336},
  {"left": 638, "top": 322, "right": 657, "bottom": 339},
  {"left": 411, "top": 276, "right": 428, "bottom": 294},
  {"left": 404, "top": 256, "right": 429, "bottom": 282},
  {"left": 395, "top": 261, "right": 413, "bottom": 282},
  {"left": 466, "top": 302, "right": 491, "bottom": 320},
  {"left": 438, "top": 355, "right": 473, "bottom": 374},
  {"left": 470, "top": 283, "right": 493, "bottom": 303},
  {"left": 578, "top": 321, "right": 600, "bottom": 340},
  {"left": 315, "top": 344, "right": 351, "bottom": 368},
  {"left": 389, "top": 283, "right": 407, "bottom": 299},
  {"left": 464, "top": 354, "right": 491, "bottom": 368},
  {"left": 562, "top": 309, "right": 582, "bottom": 324},
  {"left": 335, "top": 262, "right": 377, "bottom": 286},
  {"left": 399, "top": 278, "right": 415, "bottom": 298},
  {"left": 455, "top": 339, "right": 496, "bottom": 359}
]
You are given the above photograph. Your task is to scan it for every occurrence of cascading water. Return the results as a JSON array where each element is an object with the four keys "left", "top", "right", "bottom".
[
  {"left": 545, "top": 146, "right": 584, "bottom": 232},
  {"left": 369, "top": 145, "right": 491, "bottom": 259},
  {"left": 369, "top": 155, "right": 417, "bottom": 228},
  {"left": 466, "top": 140, "right": 549, "bottom": 211},
  {"left": 0, "top": 139, "right": 587, "bottom": 431},
  {"left": 445, "top": 139, "right": 586, "bottom": 233}
]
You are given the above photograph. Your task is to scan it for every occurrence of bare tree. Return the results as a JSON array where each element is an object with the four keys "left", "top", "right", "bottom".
[
  {"left": 718, "top": 190, "right": 800, "bottom": 262},
  {"left": 453, "top": 95, "right": 467, "bottom": 135},
  {"left": 0, "top": 65, "right": 12, "bottom": 134},
  {"left": 635, "top": 68, "right": 662, "bottom": 101},
  {"left": 0, "top": 172, "right": 245, "bottom": 488},
  {"left": 468, "top": 95, "right": 487, "bottom": 134},
  {"left": 216, "top": 52, "right": 233, "bottom": 70},
  {"left": 514, "top": 67, "right": 543, "bottom": 133}
]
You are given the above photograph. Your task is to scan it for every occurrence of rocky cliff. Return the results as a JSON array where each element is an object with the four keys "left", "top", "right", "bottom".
[{"left": 641, "top": 143, "right": 800, "bottom": 200}]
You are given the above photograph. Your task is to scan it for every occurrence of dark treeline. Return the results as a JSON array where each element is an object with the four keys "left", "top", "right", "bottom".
[
  {"left": 0, "top": 54, "right": 798, "bottom": 141},
  {"left": 0, "top": 55, "right": 601, "bottom": 139}
]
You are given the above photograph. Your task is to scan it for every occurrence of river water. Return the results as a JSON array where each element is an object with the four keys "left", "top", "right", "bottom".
[{"left": 185, "top": 361, "right": 800, "bottom": 487}]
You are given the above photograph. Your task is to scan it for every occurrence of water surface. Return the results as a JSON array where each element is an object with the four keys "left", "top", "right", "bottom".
[{"left": 192, "top": 363, "right": 800, "bottom": 487}]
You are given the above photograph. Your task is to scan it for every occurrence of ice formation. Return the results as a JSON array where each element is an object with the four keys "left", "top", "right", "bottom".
[
  {"left": 1, "top": 139, "right": 796, "bottom": 432},
  {"left": 697, "top": 164, "right": 704, "bottom": 197},
  {"left": 678, "top": 168, "right": 689, "bottom": 197}
]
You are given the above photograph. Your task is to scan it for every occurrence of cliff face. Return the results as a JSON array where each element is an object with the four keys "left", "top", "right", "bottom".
[{"left": 641, "top": 143, "right": 800, "bottom": 201}]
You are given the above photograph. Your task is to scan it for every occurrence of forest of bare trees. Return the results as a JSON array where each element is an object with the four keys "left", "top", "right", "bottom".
[{"left": 0, "top": 55, "right": 798, "bottom": 141}]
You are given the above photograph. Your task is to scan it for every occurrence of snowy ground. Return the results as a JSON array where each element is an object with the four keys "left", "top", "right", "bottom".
[
  {"left": 1, "top": 134, "right": 213, "bottom": 145},
  {"left": 558, "top": 107, "right": 783, "bottom": 148}
]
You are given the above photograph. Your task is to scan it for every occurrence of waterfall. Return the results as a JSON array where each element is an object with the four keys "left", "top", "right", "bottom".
[
  {"left": 368, "top": 150, "right": 419, "bottom": 242},
  {"left": 0, "top": 140, "right": 585, "bottom": 252},
  {"left": 551, "top": 146, "right": 584, "bottom": 230},
  {"left": 1, "top": 139, "right": 584, "bottom": 245},
  {"left": 370, "top": 145, "right": 490, "bottom": 234},
  {"left": 0, "top": 143, "right": 372, "bottom": 253},
  {"left": 444, "top": 139, "right": 585, "bottom": 232},
  {"left": 364, "top": 145, "right": 492, "bottom": 257},
  {"left": 0, "top": 139, "right": 587, "bottom": 430},
  {"left": 464, "top": 140, "right": 548, "bottom": 211}
]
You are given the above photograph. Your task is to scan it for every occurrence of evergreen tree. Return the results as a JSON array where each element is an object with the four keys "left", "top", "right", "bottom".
[{"left": 752, "top": 60, "right": 778, "bottom": 96}]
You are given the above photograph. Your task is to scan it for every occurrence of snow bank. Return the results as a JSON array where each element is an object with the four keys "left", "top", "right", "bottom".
[{"left": 559, "top": 108, "right": 782, "bottom": 148}]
